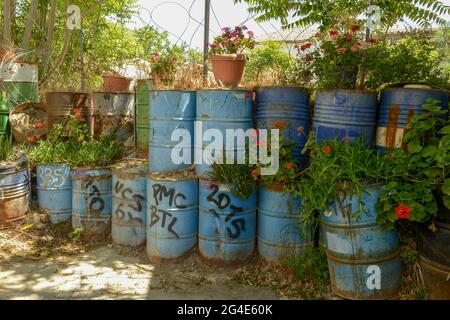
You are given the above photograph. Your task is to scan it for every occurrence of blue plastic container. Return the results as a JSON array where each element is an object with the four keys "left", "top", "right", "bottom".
[
  {"left": 195, "top": 90, "right": 254, "bottom": 178},
  {"left": 146, "top": 174, "right": 198, "bottom": 263},
  {"left": 312, "top": 90, "right": 378, "bottom": 144},
  {"left": 112, "top": 165, "right": 147, "bottom": 247},
  {"left": 256, "top": 86, "right": 310, "bottom": 164},
  {"left": 36, "top": 164, "right": 72, "bottom": 224},
  {"left": 149, "top": 90, "right": 196, "bottom": 173},
  {"left": 199, "top": 179, "right": 257, "bottom": 266},
  {"left": 320, "top": 183, "right": 401, "bottom": 299},
  {"left": 71, "top": 168, "right": 112, "bottom": 240},
  {"left": 257, "top": 186, "right": 313, "bottom": 262},
  {"left": 376, "top": 88, "right": 449, "bottom": 150}
]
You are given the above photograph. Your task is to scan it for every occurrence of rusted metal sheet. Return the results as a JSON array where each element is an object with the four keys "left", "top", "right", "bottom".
[
  {"left": 91, "top": 92, "right": 134, "bottom": 151},
  {"left": 45, "top": 92, "right": 90, "bottom": 132},
  {"left": 198, "top": 179, "right": 256, "bottom": 266},
  {"left": 71, "top": 168, "right": 112, "bottom": 241},
  {"left": 257, "top": 186, "right": 313, "bottom": 263},
  {"left": 321, "top": 183, "right": 401, "bottom": 299},
  {"left": 112, "top": 165, "right": 147, "bottom": 247},
  {"left": 376, "top": 88, "right": 449, "bottom": 150},
  {"left": 0, "top": 62, "right": 39, "bottom": 109},
  {"left": 146, "top": 174, "right": 198, "bottom": 263},
  {"left": 0, "top": 163, "right": 30, "bottom": 226}
]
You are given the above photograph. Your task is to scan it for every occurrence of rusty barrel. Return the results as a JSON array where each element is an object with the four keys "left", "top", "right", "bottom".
[
  {"left": 146, "top": 173, "right": 198, "bottom": 263},
  {"left": 71, "top": 168, "right": 112, "bottom": 240},
  {"left": 36, "top": 164, "right": 72, "bottom": 224},
  {"left": 0, "top": 62, "right": 39, "bottom": 109},
  {"left": 46, "top": 92, "right": 90, "bottom": 131},
  {"left": 257, "top": 186, "right": 313, "bottom": 262},
  {"left": 199, "top": 179, "right": 257, "bottom": 266},
  {"left": 112, "top": 165, "right": 147, "bottom": 247},
  {"left": 321, "top": 183, "right": 401, "bottom": 299},
  {"left": 376, "top": 87, "right": 449, "bottom": 150},
  {"left": 91, "top": 92, "right": 134, "bottom": 149},
  {"left": 136, "top": 80, "right": 151, "bottom": 159},
  {"left": 0, "top": 153, "right": 30, "bottom": 225},
  {"left": 312, "top": 90, "right": 377, "bottom": 144}
]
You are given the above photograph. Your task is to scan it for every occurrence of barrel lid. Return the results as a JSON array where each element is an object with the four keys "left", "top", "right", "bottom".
[
  {"left": 316, "top": 89, "right": 378, "bottom": 96},
  {"left": 112, "top": 161, "right": 147, "bottom": 176},
  {"left": 70, "top": 167, "right": 112, "bottom": 179},
  {"left": 148, "top": 167, "right": 197, "bottom": 181}
]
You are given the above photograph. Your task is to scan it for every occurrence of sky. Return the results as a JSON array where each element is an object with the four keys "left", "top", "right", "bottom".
[{"left": 130, "top": 0, "right": 450, "bottom": 50}]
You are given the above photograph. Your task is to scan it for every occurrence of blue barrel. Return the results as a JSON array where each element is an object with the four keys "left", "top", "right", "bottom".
[
  {"left": 146, "top": 174, "right": 198, "bottom": 263},
  {"left": 257, "top": 186, "right": 313, "bottom": 262},
  {"left": 0, "top": 158, "right": 30, "bottom": 225},
  {"left": 149, "top": 90, "right": 196, "bottom": 173},
  {"left": 36, "top": 164, "right": 72, "bottom": 224},
  {"left": 312, "top": 90, "right": 378, "bottom": 143},
  {"left": 196, "top": 90, "right": 253, "bottom": 178},
  {"left": 321, "top": 183, "right": 401, "bottom": 299},
  {"left": 199, "top": 179, "right": 257, "bottom": 266},
  {"left": 112, "top": 165, "right": 147, "bottom": 247},
  {"left": 256, "top": 86, "right": 310, "bottom": 164},
  {"left": 71, "top": 168, "right": 112, "bottom": 240},
  {"left": 376, "top": 88, "right": 449, "bottom": 150}
]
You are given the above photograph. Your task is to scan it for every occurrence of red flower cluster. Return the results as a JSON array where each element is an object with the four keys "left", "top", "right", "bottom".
[
  {"left": 395, "top": 205, "right": 412, "bottom": 219},
  {"left": 343, "top": 33, "right": 353, "bottom": 41},
  {"left": 27, "top": 135, "right": 38, "bottom": 143},
  {"left": 71, "top": 108, "right": 84, "bottom": 122},
  {"left": 350, "top": 24, "right": 360, "bottom": 32},
  {"left": 328, "top": 30, "right": 339, "bottom": 38},
  {"left": 300, "top": 42, "right": 312, "bottom": 51},
  {"left": 322, "top": 145, "right": 332, "bottom": 154},
  {"left": 35, "top": 121, "right": 45, "bottom": 129},
  {"left": 284, "top": 162, "right": 294, "bottom": 170}
]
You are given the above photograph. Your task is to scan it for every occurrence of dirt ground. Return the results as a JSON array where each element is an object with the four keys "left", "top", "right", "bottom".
[{"left": 0, "top": 211, "right": 287, "bottom": 300}]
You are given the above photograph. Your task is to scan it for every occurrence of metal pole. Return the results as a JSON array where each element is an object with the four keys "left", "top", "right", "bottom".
[
  {"left": 80, "top": 29, "right": 85, "bottom": 92},
  {"left": 203, "top": 0, "right": 211, "bottom": 86}
]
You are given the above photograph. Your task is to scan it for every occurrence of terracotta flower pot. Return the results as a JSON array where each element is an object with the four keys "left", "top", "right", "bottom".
[
  {"left": 210, "top": 54, "right": 246, "bottom": 87},
  {"left": 102, "top": 75, "right": 131, "bottom": 92}
]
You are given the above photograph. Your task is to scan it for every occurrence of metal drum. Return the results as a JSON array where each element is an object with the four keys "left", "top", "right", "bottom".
[
  {"left": 91, "top": 92, "right": 134, "bottom": 148},
  {"left": 45, "top": 92, "right": 90, "bottom": 131},
  {"left": 71, "top": 168, "right": 112, "bottom": 240},
  {"left": 146, "top": 174, "right": 198, "bottom": 263},
  {"left": 256, "top": 86, "right": 310, "bottom": 164},
  {"left": 376, "top": 88, "right": 449, "bottom": 150},
  {"left": 0, "top": 62, "right": 39, "bottom": 109},
  {"left": 36, "top": 164, "right": 72, "bottom": 224},
  {"left": 136, "top": 80, "right": 151, "bottom": 159},
  {"left": 112, "top": 165, "right": 147, "bottom": 247},
  {"left": 257, "top": 186, "right": 313, "bottom": 262},
  {"left": 312, "top": 90, "right": 378, "bottom": 143},
  {"left": 149, "top": 90, "right": 196, "bottom": 173},
  {"left": 196, "top": 89, "right": 254, "bottom": 178},
  {"left": 199, "top": 179, "right": 257, "bottom": 266},
  {"left": 321, "top": 183, "right": 401, "bottom": 299},
  {"left": 0, "top": 155, "right": 30, "bottom": 225}
]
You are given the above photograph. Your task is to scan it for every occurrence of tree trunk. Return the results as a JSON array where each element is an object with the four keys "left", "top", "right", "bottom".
[
  {"left": 42, "top": 0, "right": 57, "bottom": 78},
  {"left": 21, "top": 0, "right": 40, "bottom": 52},
  {"left": 2, "top": 0, "right": 12, "bottom": 52}
]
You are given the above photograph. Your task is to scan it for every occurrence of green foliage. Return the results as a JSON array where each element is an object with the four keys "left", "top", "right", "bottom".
[
  {"left": 207, "top": 162, "right": 258, "bottom": 200},
  {"left": 244, "top": 40, "right": 302, "bottom": 86},
  {"left": 234, "top": 0, "right": 450, "bottom": 30},
  {"left": 365, "top": 31, "right": 450, "bottom": 90},
  {"left": 294, "top": 134, "right": 386, "bottom": 231},
  {"left": 376, "top": 99, "right": 450, "bottom": 230},
  {"left": 209, "top": 26, "right": 255, "bottom": 55},
  {"left": 0, "top": 135, "right": 13, "bottom": 162},
  {"left": 69, "top": 228, "right": 83, "bottom": 242}
]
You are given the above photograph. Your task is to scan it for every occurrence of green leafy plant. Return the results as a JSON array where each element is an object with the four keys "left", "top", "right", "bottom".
[
  {"left": 207, "top": 162, "right": 258, "bottom": 200},
  {"left": 209, "top": 25, "right": 255, "bottom": 55},
  {"left": 0, "top": 135, "right": 13, "bottom": 162},
  {"left": 294, "top": 134, "right": 386, "bottom": 230},
  {"left": 376, "top": 99, "right": 449, "bottom": 230}
]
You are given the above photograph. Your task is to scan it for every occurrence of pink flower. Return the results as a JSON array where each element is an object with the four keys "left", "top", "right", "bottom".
[
  {"left": 350, "top": 43, "right": 361, "bottom": 52},
  {"left": 336, "top": 47, "right": 347, "bottom": 54}
]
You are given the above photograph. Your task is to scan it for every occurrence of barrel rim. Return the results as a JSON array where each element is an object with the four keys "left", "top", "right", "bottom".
[
  {"left": 148, "top": 170, "right": 198, "bottom": 181},
  {"left": 149, "top": 89, "right": 197, "bottom": 93},
  {"left": 381, "top": 87, "right": 450, "bottom": 95},
  {"left": 255, "top": 85, "right": 311, "bottom": 92},
  {"left": 316, "top": 89, "right": 378, "bottom": 96},
  {"left": 196, "top": 88, "right": 252, "bottom": 93},
  {"left": 70, "top": 167, "right": 112, "bottom": 179}
]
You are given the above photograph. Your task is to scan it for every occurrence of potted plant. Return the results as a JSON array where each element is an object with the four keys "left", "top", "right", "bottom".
[
  {"left": 0, "top": 134, "right": 30, "bottom": 226},
  {"left": 253, "top": 133, "right": 313, "bottom": 263},
  {"left": 296, "top": 134, "right": 401, "bottom": 299},
  {"left": 299, "top": 21, "right": 379, "bottom": 143},
  {"left": 198, "top": 162, "right": 258, "bottom": 266},
  {"left": 376, "top": 99, "right": 450, "bottom": 299},
  {"left": 209, "top": 25, "right": 255, "bottom": 87}
]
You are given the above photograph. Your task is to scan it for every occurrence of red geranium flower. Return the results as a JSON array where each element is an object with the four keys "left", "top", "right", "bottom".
[
  {"left": 251, "top": 168, "right": 260, "bottom": 179},
  {"left": 35, "top": 122, "right": 45, "bottom": 129},
  {"left": 350, "top": 24, "right": 360, "bottom": 32},
  {"left": 284, "top": 162, "right": 294, "bottom": 170},
  {"left": 329, "top": 30, "right": 339, "bottom": 38},
  {"left": 300, "top": 42, "right": 312, "bottom": 51},
  {"left": 27, "top": 135, "right": 37, "bottom": 143},
  {"left": 343, "top": 33, "right": 353, "bottom": 41},
  {"left": 368, "top": 37, "right": 377, "bottom": 44},
  {"left": 71, "top": 108, "right": 81, "bottom": 115},
  {"left": 336, "top": 47, "right": 347, "bottom": 55},
  {"left": 322, "top": 145, "right": 332, "bottom": 154},
  {"left": 75, "top": 114, "right": 84, "bottom": 121},
  {"left": 396, "top": 205, "right": 412, "bottom": 219}
]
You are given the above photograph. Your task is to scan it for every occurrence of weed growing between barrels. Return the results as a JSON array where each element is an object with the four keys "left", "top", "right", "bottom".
[
  {"left": 208, "top": 163, "right": 258, "bottom": 199},
  {"left": 233, "top": 248, "right": 331, "bottom": 300},
  {"left": 0, "top": 135, "right": 13, "bottom": 162}
]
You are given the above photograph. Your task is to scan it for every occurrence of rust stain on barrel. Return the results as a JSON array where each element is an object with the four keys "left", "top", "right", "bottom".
[{"left": 385, "top": 105, "right": 401, "bottom": 149}]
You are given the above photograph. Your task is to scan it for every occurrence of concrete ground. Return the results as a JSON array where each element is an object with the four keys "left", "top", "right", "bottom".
[{"left": 0, "top": 246, "right": 282, "bottom": 300}]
